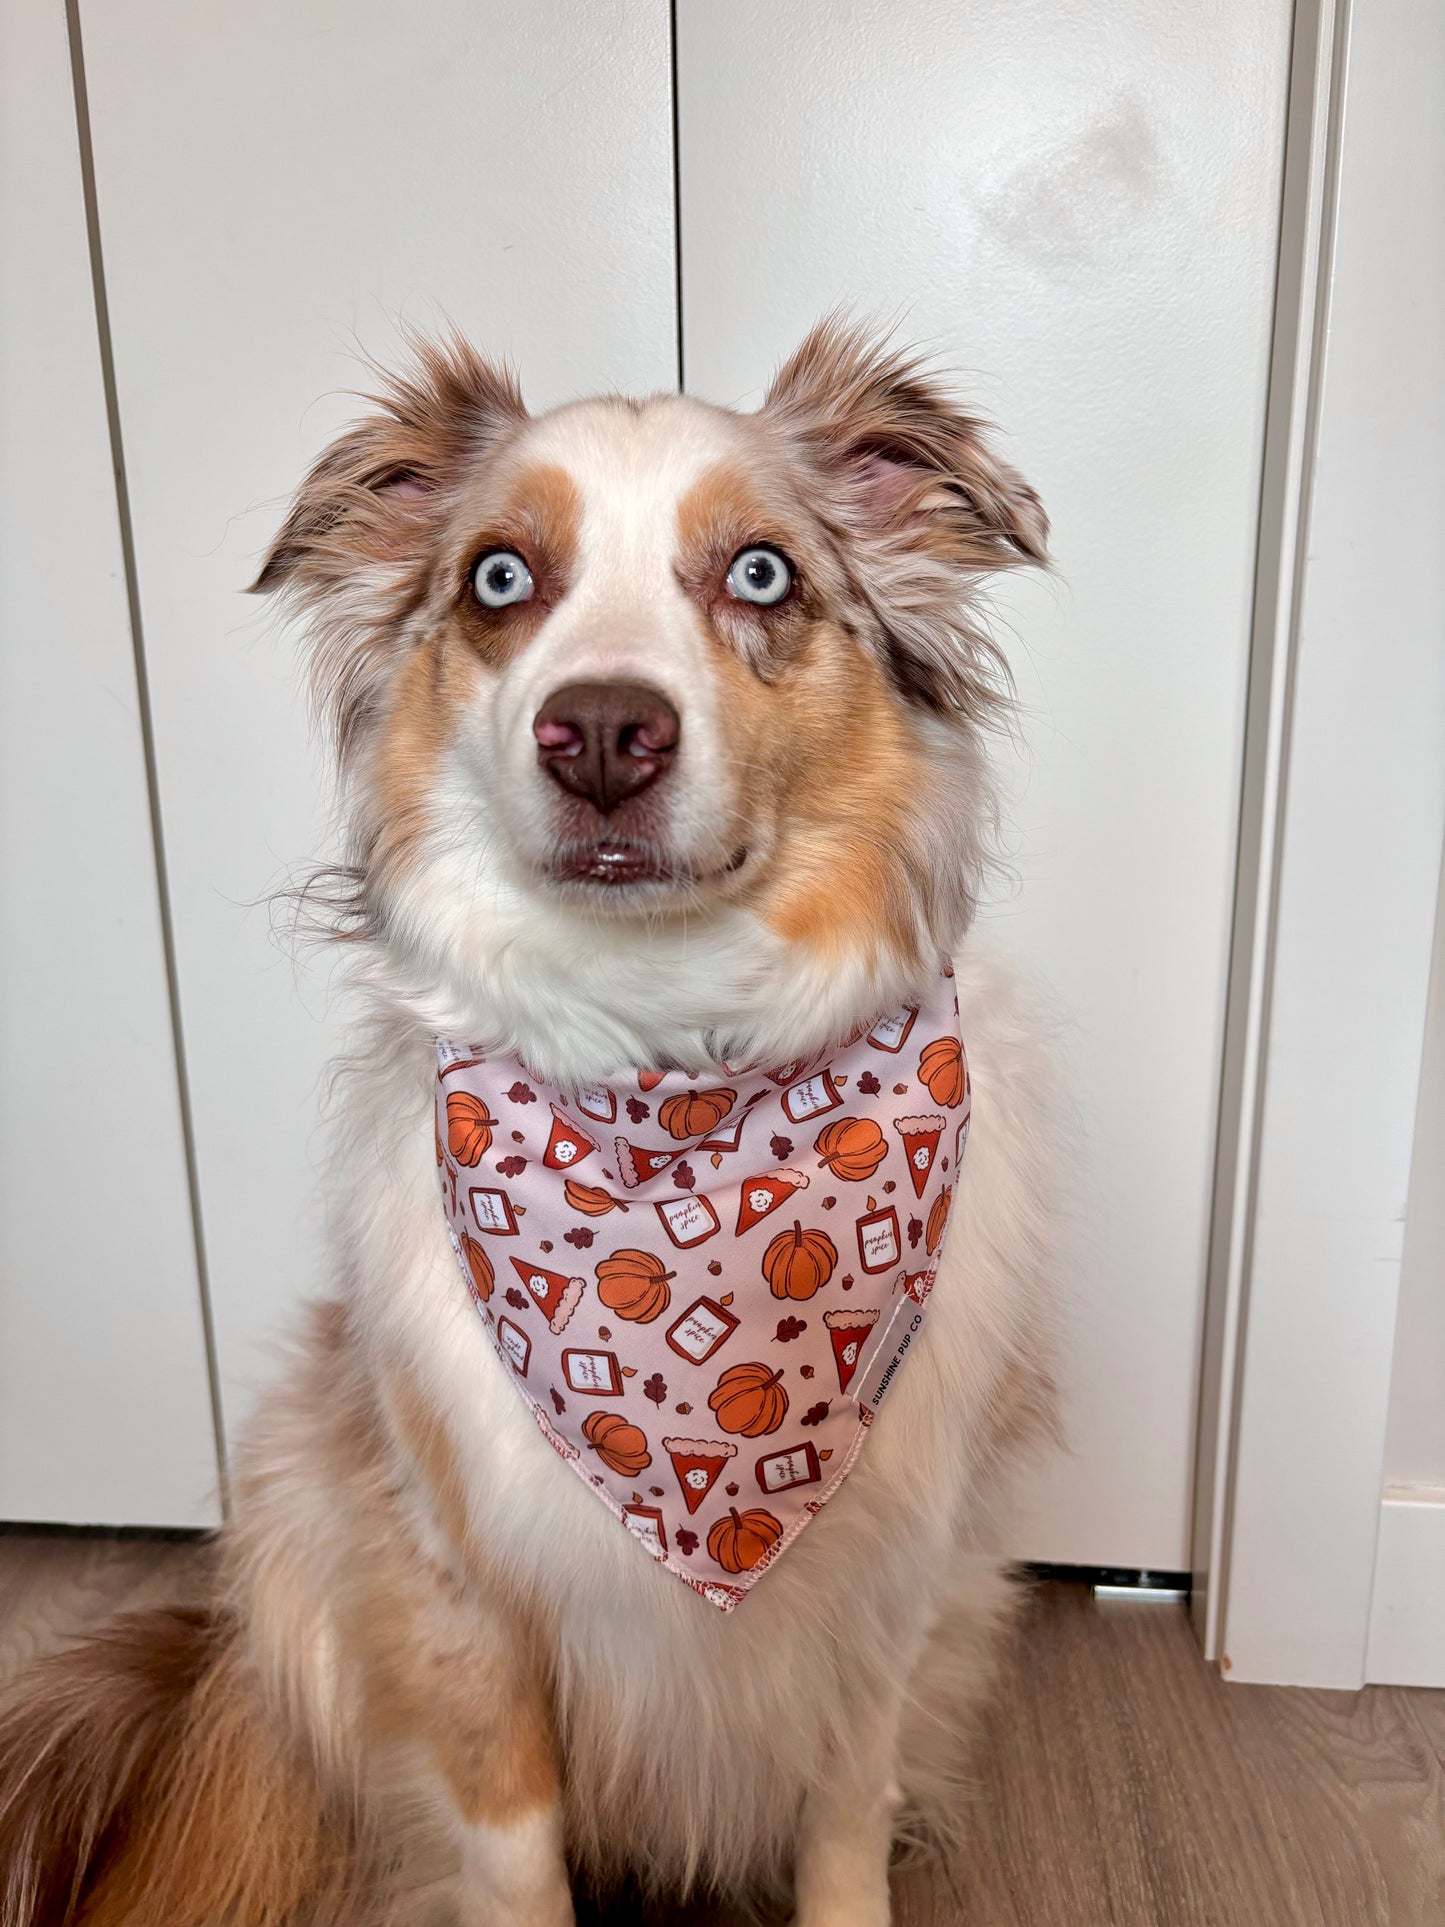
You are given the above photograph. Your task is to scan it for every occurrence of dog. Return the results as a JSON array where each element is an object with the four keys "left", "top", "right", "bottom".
[{"left": 0, "top": 321, "right": 1060, "bottom": 1925}]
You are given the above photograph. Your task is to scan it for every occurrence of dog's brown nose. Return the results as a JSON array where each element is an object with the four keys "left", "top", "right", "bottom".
[{"left": 533, "top": 680, "right": 680, "bottom": 814}]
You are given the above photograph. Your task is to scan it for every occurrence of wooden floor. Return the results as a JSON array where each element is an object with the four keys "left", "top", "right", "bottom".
[{"left": 2, "top": 1533, "right": 1441, "bottom": 1926}]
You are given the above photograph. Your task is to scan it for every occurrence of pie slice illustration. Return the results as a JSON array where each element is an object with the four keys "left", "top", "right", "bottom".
[
  {"left": 638, "top": 1070, "right": 666, "bottom": 1092},
  {"left": 543, "top": 1104, "right": 598, "bottom": 1171},
  {"left": 735, "top": 1167, "right": 809, "bottom": 1234},
  {"left": 901, "top": 1268, "right": 936, "bottom": 1306},
  {"left": 613, "top": 1136, "right": 684, "bottom": 1188},
  {"left": 508, "top": 1257, "right": 586, "bottom": 1334},
  {"left": 663, "top": 1436, "right": 737, "bottom": 1514},
  {"left": 824, "top": 1307, "right": 880, "bottom": 1392},
  {"left": 892, "top": 1112, "right": 946, "bottom": 1198}
]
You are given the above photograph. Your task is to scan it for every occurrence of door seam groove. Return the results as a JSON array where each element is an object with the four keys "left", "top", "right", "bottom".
[
  {"left": 668, "top": 0, "right": 685, "bottom": 392},
  {"left": 64, "top": 0, "right": 230, "bottom": 1511},
  {"left": 1193, "top": 0, "right": 1351, "bottom": 1662}
]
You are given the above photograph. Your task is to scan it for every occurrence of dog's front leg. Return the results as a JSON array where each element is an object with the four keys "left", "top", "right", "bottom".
[
  {"left": 791, "top": 1668, "right": 912, "bottom": 1927},
  {"left": 792, "top": 1748, "right": 902, "bottom": 1927},
  {"left": 452, "top": 1800, "right": 574, "bottom": 1927},
  {"left": 433, "top": 1653, "right": 575, "bottom": 1927},
  {"left": 384, "top": 1590, "right": 574, "bottom": 1927}
]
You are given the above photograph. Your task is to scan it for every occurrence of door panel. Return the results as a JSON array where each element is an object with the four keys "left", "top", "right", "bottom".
[
  {"left": 0, "top": 0, "right": 217, "bottom": 1524},
  {"left": 78, "top": 0, "right": 678, "bottom": 1449},
  {"left": 677, "top": 0, "right": 1292, "bottom": 1565}
]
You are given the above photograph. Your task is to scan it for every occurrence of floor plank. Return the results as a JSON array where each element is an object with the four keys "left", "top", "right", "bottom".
[
  {"left": 2, "top": 1536, "right": 1440, "bottom": 1924},
  {"left": 898, "top": 1584, "right": 1445, "bottom": 1927}
]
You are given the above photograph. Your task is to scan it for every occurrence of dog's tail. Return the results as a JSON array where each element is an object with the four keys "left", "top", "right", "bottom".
[{"left": 0, "top": 1600, "right": 362, "bottom": 1926}]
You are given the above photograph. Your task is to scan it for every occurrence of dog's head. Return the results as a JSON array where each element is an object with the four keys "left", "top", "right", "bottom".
[{"left": 255, "top": 322, "right": 1045, "bottom": 1076}]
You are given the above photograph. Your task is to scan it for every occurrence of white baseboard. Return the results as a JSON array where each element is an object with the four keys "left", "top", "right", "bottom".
[{"left": 1365, "top": 1487, "right": 1445, "bottom": 1687}]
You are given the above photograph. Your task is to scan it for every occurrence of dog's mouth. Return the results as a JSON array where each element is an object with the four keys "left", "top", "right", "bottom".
[{"left": 548, "top": 839, "right": 749, "bottom": 891}]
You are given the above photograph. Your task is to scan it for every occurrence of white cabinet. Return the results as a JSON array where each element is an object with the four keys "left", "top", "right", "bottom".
[
  {"left": 676, "top": 0, "right": 1293, "bottom": 1568},
  {"left": 0, "top": 0, "right": 217, "bottom": 1525},
  {"left": 76, "top": 0, "right": 679, "bottom": 1453}
]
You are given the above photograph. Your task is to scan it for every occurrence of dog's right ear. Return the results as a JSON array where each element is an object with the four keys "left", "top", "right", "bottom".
[
  {"left": 249, "top": 333, "right": 527, "bottom": 597},
  {"left": 250, "top": 335, "right": 525, "bottom": 758}
]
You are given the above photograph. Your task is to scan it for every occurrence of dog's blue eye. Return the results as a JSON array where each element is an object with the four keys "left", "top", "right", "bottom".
[
  {"left": 472, "top": 550, "right": 534, "bottom": 608},
  {"left": 726, "top": 546, "right": 791, "bottom": 606}
]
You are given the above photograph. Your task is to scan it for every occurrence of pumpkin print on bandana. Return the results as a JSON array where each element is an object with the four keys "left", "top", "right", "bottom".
[{"left": 434, "top": 967, "right": 968, "bottom": 1611}]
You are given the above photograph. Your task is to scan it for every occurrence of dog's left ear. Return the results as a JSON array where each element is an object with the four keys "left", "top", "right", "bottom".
[
  {"left": 764, "top": 320, "right": 1047, "bottom": 713},
  {"left": 764, "top": 318, "right": 1048, "bottom": 566}
]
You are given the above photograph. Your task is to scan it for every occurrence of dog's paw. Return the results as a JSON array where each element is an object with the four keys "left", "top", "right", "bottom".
[
  {"left": 792, "top": 1882, "right": 892, "bottom": 1927},
  {"left": 792, "top": 1906, "right": 891, "bottom": 1927}
]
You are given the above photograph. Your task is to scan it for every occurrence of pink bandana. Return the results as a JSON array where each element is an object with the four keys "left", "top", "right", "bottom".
[{"left": 434, "top": 968, "right": 969, "bottom": 1609}]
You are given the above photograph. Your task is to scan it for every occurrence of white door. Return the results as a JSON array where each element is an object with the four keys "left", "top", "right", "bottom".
[
  {"left": 676, "top": 0, "right": 1293, "bottom": 1569},
  {"left": 77, "top": 0, "right": 679, "bottom": 1458},
  {"left": 46, "top": 3, "right": 1296, "bottom": 1569},
  {"left": 0, "top": 0, "right": 217, "bottom": 1525}
]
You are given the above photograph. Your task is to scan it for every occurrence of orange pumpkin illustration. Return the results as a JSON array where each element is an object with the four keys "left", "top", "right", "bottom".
[
  {"left": 565, "top": 1179, "right": 628, "bottom": 1217},
  {"left": 925, "top": 1185, "right": 953, "bottom": 1256},
  {"left": 446, "top": 1090, "right": 495, "bottom": 1167},
  {"left": 658, "top": 1086, "right": 737, "bottom": 1141},
  {"left": 814, "top": 1116, "right": 887, "bottom": 1182},
  {"left": 918, "top": 1036, "right": 966, "bottom": 1109},
  {"left": 457, "top": 1230, "right": 494, "bottom": 1304},
  {"left": 595, "top": 1248, "right": 676, "bottom": 1323},
  {"left": 762, "top": 1221, "right": 838, "bottom": 1301},
  {"left": 434, "top": 1117, "right": 444, "bottom": 1166},
  {"left": 707, "top": 1506, "right": 783, "bottom": 1574},
  {"left": 582, "top": 1411, "right": 652, "bottom": 1477},
  {"left": 708, "top": 1362, "right": 789, "bottom": 1437}
]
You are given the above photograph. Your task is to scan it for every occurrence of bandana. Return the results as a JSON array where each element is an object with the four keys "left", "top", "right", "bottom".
[{"left": 434, "top": 967, "right": 969, "bottom": 1609}]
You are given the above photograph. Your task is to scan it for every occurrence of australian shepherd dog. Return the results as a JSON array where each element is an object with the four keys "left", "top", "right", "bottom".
[{"left": 0, "top": 322, "right": 1060, "bottom": 1925}]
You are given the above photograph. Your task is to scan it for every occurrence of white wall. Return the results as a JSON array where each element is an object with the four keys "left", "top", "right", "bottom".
[{"left": 0, "top": 0, "right": 217, "bottom": 1524}]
